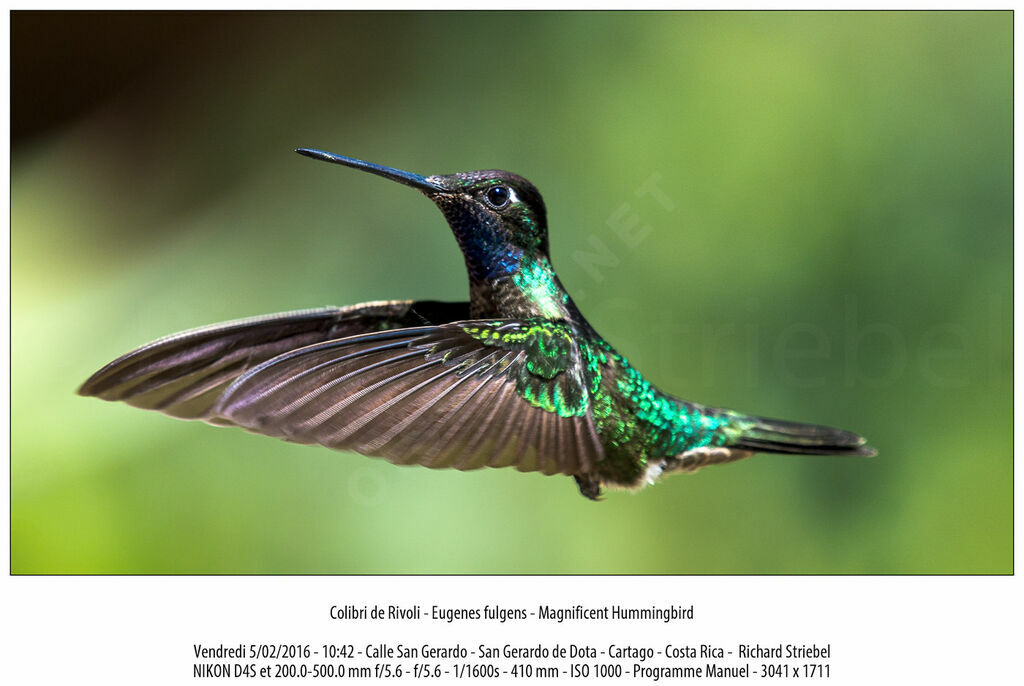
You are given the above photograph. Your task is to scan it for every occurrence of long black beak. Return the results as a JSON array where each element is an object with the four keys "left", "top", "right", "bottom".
[{"left": 295, "top": 148, "right": 445, "bottom": 193}]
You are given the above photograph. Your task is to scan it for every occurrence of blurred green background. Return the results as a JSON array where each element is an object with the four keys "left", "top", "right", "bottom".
[{"left": 11, "top": 11, "right": 1010, "bottom": 573}]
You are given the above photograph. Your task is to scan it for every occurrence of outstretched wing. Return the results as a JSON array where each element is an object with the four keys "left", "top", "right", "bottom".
[
  {"left": 78, "top": 300, "right": 469, "bottom": 422},
  {"left": 214, "top": 320, "right": 605, "bottom": 477}
]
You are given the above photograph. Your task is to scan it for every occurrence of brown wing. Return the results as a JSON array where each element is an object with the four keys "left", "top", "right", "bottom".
[
  {"left": 78, "top": 300, "right": 468, "bottom": 422},
  {"left": 214, "top": 321, "right": 605, "bottom": 477}
]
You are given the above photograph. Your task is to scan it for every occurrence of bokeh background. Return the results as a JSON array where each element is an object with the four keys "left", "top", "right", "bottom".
[{"left": 12, "top": 11, "right": 1010, "bottom": 573}]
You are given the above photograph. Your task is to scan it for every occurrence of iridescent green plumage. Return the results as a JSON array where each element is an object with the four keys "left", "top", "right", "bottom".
[{"left": 79, "top": 149, "right": 875, "bottom": 500}]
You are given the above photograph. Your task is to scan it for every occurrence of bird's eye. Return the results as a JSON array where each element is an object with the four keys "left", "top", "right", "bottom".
[{"left": 485, "top": 185, "right": 511, "bottom": 209}]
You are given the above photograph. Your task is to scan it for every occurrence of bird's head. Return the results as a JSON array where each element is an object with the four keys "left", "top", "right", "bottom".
[{"left": 296, "top": 149, "right": 549, "bottom": 280}]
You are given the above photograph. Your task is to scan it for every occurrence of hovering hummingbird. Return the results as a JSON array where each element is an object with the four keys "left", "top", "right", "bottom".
[{"left": 79, "top": 149, "right": 875, "bottom": 500}]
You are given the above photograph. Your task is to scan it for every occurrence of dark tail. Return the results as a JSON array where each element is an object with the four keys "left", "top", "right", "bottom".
[{"left": 733, "top": 416, "right": 877, "bottom": 457}]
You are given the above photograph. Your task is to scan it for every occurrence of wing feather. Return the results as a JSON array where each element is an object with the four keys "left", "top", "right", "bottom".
[
  {"left": 215, "top": 321, "right": 605, "bottom": 477},
  {"left": 79, "top": 300, "right": 469, "bottom": 422}
]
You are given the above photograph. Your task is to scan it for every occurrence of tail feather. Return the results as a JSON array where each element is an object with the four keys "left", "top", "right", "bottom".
[{"left": 733, "top": 416, "right": 876, "bottom": 457}]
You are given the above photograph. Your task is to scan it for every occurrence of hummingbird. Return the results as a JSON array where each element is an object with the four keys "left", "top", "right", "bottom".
[{"left": 79, "top": 149, "right": 875, "bottom": 500}]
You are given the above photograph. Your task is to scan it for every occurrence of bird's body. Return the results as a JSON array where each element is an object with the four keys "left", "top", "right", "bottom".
[{"left": 80, "top": 150, "right": 874, "bottom": 499}]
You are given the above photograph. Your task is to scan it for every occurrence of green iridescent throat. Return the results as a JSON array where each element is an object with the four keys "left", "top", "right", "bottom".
[{"left": 511, "top": 258, "right": 570, "bottom": 320}]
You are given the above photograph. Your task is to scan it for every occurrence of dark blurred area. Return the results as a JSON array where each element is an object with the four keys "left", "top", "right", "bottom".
[{"left": 13, "top": 12, "right": 232, "bottom": 144}]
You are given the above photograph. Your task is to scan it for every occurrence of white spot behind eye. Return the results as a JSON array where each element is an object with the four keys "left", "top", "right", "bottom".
[{"left": 507, "top": 188, "right": 519, "bottom": 205}]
